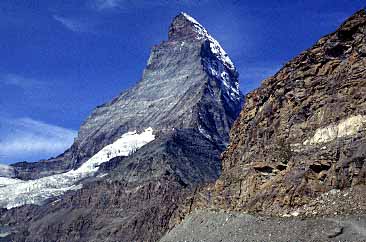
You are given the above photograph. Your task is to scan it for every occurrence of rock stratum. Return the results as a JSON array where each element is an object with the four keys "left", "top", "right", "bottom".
[
  {"left": 0, "top": 13, "right": 243, "bottom": 242},
  {"left": 168, "top": 10, "right": 366, "bottom": 235}
]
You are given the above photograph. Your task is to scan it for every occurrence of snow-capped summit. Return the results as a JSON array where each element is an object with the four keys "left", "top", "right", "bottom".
[
  {"left": 181, "top": 12, "right": 201, "bottom": 25},
  {"left": 169, "top": 12, "right": 236, "bottom": 72},
  {"left": 168, "top": 12, "right": 242, "bottom": 115},
  {"left": 11, "top": 13, "right": 243, "bottom": 181},
  {"left": 54, "top": 12, "right": 243, "bottom": 169}
]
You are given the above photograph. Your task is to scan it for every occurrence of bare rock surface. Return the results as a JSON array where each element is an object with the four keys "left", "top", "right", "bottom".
[{"left": 161, "top": 210, "right": 366, "bottom": 242}]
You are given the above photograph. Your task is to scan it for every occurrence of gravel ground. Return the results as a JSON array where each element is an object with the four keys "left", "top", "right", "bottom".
[{"left": 160, "top": 210, "right": 366, "bottom": 242}]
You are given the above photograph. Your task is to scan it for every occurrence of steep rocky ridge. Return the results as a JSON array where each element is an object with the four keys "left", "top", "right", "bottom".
[
  {"left": 169, "top": 9, "right": 366, "bottom": 230},
  {"left": 10, "top": 150, "right": 74, "bottom": 180},
  {"left": 0, "top": 13, "right": 243, "bottom": 242}
]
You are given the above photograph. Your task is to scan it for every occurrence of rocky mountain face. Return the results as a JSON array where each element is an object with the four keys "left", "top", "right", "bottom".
[
  {"left": 171, "top": 10, "right": 366, "bottom": 225},
  {"left": 0, "top": 13, "right": 243, "bottom": 241}
]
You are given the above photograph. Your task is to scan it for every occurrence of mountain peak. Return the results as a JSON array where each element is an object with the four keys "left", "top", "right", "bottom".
[
  {"left": 168, "top": 12, "right": 207, "bottom": 41},
  {"left": 168, "top": 12, "right": 236, "bottom": 73},
  {"left": 337, "top": 8, "right": 366, "bottom": 36},
  {"left": 179, "top": 12, "right": 202, "bottom": 26}
]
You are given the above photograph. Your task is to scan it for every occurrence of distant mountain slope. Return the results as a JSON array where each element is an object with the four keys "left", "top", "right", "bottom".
[{"left": 0, "top": 128, "right": 155, "bottom": 209}]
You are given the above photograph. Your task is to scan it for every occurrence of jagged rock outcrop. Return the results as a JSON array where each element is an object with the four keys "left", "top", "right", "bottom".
[
  {"left": 171, "top": 9, "right": 366, "bottom": 222},
  {"left": 0, "top": 13, "right": 243, "bottom": 242},
  {"left": 10, "top": 151, "right": 74, "bottom": 180}
]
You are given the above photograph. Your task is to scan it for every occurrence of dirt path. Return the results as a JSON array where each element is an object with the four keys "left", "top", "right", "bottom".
[{"left": 161, "top": 210, "right": 366, "bottom": 242}]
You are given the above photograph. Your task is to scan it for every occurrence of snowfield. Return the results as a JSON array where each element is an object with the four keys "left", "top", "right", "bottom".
[
  {"left": 181, "top": 12, "right": 235, "bottom": 72},
  {"left": 0, "top": 177, "right": 22, "bottom": 187},
  {"left": 0, "top": 128, "right": 155, "bottom": 209},
  {"left": 181, "top": 12, "right": 241, "bottom": 103}
]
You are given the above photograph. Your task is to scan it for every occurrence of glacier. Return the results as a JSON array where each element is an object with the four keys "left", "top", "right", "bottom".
[{"left": 0, "top": 128, "right": 155, "bottom": 209}]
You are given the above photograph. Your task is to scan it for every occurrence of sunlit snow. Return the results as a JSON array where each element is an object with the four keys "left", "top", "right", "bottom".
[
  {"left": 181, "top": 12, "right": 241, "bottom": 102},
  {"left": 0, "top": 128, "right": 155, "bottom": 209},
  {"left": 0, "top": 177, "right": 22, "bottom": 187},
  {"left": 181, "top": 12, "right": 235, "bottom": 72}
]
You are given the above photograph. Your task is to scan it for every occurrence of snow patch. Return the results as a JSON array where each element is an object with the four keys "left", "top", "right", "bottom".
[
  {"left": 304, "top": 115, "right": 366, "bottom": 145},
  {"left": 181, "top": 12, "right": 241, "bottom": 103},
  {"left": 97, "top": 173, "right": 108, "bottom": 178},
  {"left": 204, "top": 58, "right": 241, "bottom": 102},
  {"left": 198, "top": 125, "right": 212, "bottom": 140},
  {"left": 0, "top": 177, "right": 22, "bottom": 187},
  {"left": 181, "top": 12, "right": 201, "bottom": 26},
  {"left": 0, "top": 128, "right": 155, "bottom": 209},
  {"left": 181, "top": 12, "right": 235, "bottom": 72}
]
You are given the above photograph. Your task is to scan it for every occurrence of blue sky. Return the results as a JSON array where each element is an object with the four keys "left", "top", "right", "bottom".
[{"left": 0, "top": 0, "right": 364, "bottom": 164}]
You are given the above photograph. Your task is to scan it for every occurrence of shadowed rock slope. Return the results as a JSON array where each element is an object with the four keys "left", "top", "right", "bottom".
[
  {"left": 0, "top": 13, "right": 243, "bottom": 242},
  {"left": 169, "top": 9, "right": 366, "bottom": 234}
]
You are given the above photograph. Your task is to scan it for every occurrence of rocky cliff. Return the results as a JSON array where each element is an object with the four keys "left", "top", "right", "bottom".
[
  {"left": 171, "top": 10, "right": 366, "bottom": 224},
  {"left": 0, "top": 13, "right": 243, "bottom": 242}
]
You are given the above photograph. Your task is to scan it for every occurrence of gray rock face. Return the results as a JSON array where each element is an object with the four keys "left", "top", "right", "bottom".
[
  {"left": 110, "top": 128, "right": 223, "bottom": 185},
  {"left": 11, "top": 150, "right": 73, "bottom": 180}
]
